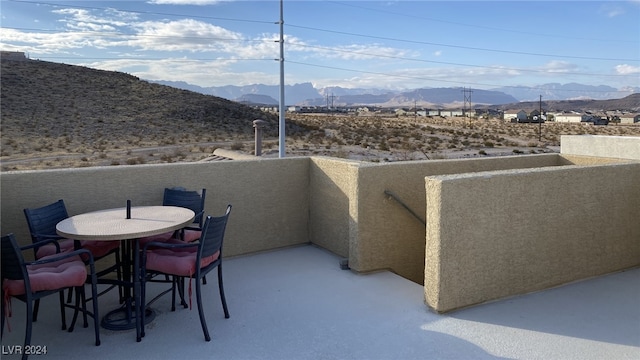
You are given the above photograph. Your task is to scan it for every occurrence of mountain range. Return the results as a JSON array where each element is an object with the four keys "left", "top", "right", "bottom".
[{"left": 154, "top": 80, "right": 639, "bottom": 108}]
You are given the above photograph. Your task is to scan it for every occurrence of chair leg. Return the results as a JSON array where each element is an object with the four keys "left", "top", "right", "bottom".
[
  {"left": 68, "top": 286, "right": 83, "bottom": 332},
  {"left": 24, "top": 300, "right": 34, "bottom": 360},
  {"left": 115, "top": 250, "right": 124, "bottom": 303},
  {"left": 176, "top": 277, "right": 188, "bottom": 309},
  {"left": 140, "top": 268, "right": 147, "bottom": 338},
  {"left": 89, "top": 274, "right": 101, "bottom": 346},
  {"left": 22, "top": 300, "right": 37, "bottom": 360},
  {"left": 58, "top": 291, "right": 67, "bottom": 330},
  {"left": 195, "top": 277, "right": 210, "bottom": 342},
  {"left": 170, "top": 276, "right": 177, "bottom": 312},
  {"left": 32, "top": 299, "right": 40, "bottom": 322},
  {"left": 218, "top": 265, "right": 230, "bottom": 319},
  {"left": 66, "top": 287, "right": 74, "bottom": 303}
]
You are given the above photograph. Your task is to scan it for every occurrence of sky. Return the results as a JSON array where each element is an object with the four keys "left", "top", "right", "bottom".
[{"left": 1, "top": 0, "right": 639, "bottom": 94}]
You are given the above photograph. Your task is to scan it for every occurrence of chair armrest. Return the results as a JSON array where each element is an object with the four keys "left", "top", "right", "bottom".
[
  {"left": 20, "top": 238, "right": 61, "bottom": 253},
  {"left": 142, "top": 241, "right": 198, "bottom": 253},
  {"left": 25, "top": 248, "right": 94, "bottom": 266},
  {"left": 182, "top": 226, "right": 202, "bottom": 231},
  {"left": 32, "top": 233, "right": 64, "bottom": 241}
]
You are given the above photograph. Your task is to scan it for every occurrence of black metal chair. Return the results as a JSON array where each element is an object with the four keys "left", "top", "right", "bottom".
[
  {"left": 141, "top": 205, "right": 231, "bottom": 341},
  {"left": 1, "top": 233, "right": 101, "bottom": 360},
  {"left": 23, "top": 200, "right": 122, "bottom": 317},
  {"left": 139, "top": 188, "right": 207, "bottom": 245}
]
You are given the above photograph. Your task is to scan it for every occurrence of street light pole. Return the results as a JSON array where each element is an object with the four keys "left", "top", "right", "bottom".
[{"left": 278, "top": 0, "right": 285, "bottom": 158}]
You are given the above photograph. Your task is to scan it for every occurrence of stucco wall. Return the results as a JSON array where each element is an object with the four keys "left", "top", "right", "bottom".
[
  {"left": 308, "top": 157, "right": 360, "bottom": 258},
  {"left": 0, "top": 158, "right": 310, "bottom": 258},
  {"left": 351, "top": 154, "right": 565, "bottom": 284},
  {"left": 424, "top": 162, "right": 640, "bottom": 313},
  {"left": 561, "top": 135, "right": 640, "bottom": 160}
]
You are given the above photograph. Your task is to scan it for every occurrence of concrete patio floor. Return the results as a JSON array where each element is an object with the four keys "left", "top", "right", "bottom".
[{"left": 2, "top": 244, "right": 639, "bottom": 359}]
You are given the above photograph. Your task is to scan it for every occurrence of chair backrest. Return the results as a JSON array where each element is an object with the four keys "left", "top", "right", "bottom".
[
  {"left": 1, "top": 233, "right": 28, "bottom": 282},
  {"left": 23, "top": 199, "right": 68, "bottom": 245},
  {"left": 198, "top": 205, "right": 232, "bottom": 262},
  {"left": 163, "top": 188, "right": 206, "bottom": 227}
]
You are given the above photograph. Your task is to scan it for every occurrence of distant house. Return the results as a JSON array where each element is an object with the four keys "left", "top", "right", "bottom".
[
  {"left": 554, "top": 112, "right": 586, "bottom": 123},
  {"left": 620, "top": 114, "right": 640, "bottom": 124},
  {"left": 504, "top": 110, "right": 527, "bottom": 122},
  {"left": 428, "top": 110, "right": 440, "bottom": 117}
]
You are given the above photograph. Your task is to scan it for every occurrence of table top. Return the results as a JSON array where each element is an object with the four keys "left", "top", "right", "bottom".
[{"left": 56, "top": 206, "right": 195, "bottom": 241}]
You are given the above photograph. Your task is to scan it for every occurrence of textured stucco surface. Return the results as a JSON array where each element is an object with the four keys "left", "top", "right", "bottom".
[
  {"left": 0, "top": 158, "right": 310, "bottom": 258},
  {"left": 425, "top": 162, "right": 640, "bottom": 312},
  {"left": 2, "top": 136, "right": 638, "bottom": 313},
  {"left": 561, "top": 135, "right": 640, "bottom": 160}
]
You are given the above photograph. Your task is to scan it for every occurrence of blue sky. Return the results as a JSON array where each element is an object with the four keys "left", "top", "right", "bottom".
[{"left": 1, "top": 0, "right": 639, "bottom": 94}]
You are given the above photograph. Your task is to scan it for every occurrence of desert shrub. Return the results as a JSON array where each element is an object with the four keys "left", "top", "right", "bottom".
[{"left": 484, "top": 141, "right": 494, "bottom": 147}]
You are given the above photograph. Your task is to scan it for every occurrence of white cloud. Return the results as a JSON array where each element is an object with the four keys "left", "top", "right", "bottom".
[
  {"left": 147, "top": 0, "right": 222, "bottom": 4},
  {"left": 537, "top": 60, "right": 579, "bottom": 74},
  {"left": 434, "top": 50, "right": 442, "bottom": 57},
  {"left": 615, "top": 64, "right": 640, "bottom": 75},
  {"left": 129, "top": 19, "right": 245, "bottom": 52},
  {"left": 599, "top": 4, "right": 625, "bottom": 18}
]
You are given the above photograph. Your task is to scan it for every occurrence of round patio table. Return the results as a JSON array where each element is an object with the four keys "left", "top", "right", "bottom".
[{"left": 57, "top": 205, "right": 195, "bottom": 342}]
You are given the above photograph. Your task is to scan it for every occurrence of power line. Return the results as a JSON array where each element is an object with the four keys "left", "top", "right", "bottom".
[
  {"left": 286, "top": 24, "right": 638, "bottom": 63},
  {"left": 326, "top": 0, "right": 636, "bottom": 44},
  {"left": 293, "top": 43, "right": 630, "bottom": 78}
]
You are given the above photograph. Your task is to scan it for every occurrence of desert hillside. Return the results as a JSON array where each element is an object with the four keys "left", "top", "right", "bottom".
[{"left": 1, "top": 59, "right": 639, "bottom": 171}]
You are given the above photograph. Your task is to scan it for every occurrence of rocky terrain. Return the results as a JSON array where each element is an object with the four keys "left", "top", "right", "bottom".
[{"left": 2, "top": 58, "right": 639, "bottom": 171}]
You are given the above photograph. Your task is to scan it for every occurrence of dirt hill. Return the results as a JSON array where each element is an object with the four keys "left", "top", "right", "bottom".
[{"left": 1, "top": 58, "right": 284, "bottom": 163}]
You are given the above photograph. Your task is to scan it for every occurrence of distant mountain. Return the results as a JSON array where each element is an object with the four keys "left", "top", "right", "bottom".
[
  {"left": 235, "top": 93, "right": 278, "bottom": 105},
  {"left": 492, "top": 93, "right": 640, "bottom": 112},
  {"left": 492, "top": 83, "right": 640, "bottom": 102},
  {"left": 153, "top": 80, "right": 639, "bottom": 107}
]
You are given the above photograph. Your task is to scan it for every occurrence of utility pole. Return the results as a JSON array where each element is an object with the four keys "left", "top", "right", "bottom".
[
  {"left": 277, "top": 0, "right": 285, "bottom": 158},
  {"left": 462, "top": 87, "right": 473, "bottom": 118},
  {"left": 539, "top": 95, "right": 542, "bottom": 142}
]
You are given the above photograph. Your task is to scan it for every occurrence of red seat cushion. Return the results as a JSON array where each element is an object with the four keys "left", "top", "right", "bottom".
[
  {"left": 180, "top": 229, "right": 202, "bottom": 243},
  {"left": 3, "top": 254, "right": 87, "bottom": 296},
  {"left": 35, "top": 239, "right": 119, "bottom": 262},
  {"left": 79, "top": 240, "right": 120, "bottom": 259},
  {"left": 139, "top": 231, "right": 175, "bottom": 247},
  {"left": 146, "top": 247, "right": 220, "bottom": 277},
  {"left": 35, "top": 238, "right": 75, "bottom": 259}
]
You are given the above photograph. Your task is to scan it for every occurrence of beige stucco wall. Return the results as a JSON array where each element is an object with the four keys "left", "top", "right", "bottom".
[
  {"left": 561, "top": 135, "right": 640, "bottom": 160},
  {"left": 308, "top": 157, "right": 360, "bottom": 259},
  {"left": 2, "top": 135, "right": 638, "bottom": 314},
  {"left": 425, "top": 162, "right": 640, "bottom": 313},
  {"left": 350, "top": 154, "right": 565, "bottom": 284},
  {"left": 0, "top": 158, "right": 310, "bottom": 258}
]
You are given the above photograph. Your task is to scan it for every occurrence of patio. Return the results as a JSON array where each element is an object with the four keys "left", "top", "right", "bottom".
[{"left": 2, "top": 244, "right": 639, "bottom": 360}]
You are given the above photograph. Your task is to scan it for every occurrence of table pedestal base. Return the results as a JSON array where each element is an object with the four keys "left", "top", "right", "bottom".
[{"left": 101, "top": 306, "right": 156, "bottom": 331}]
